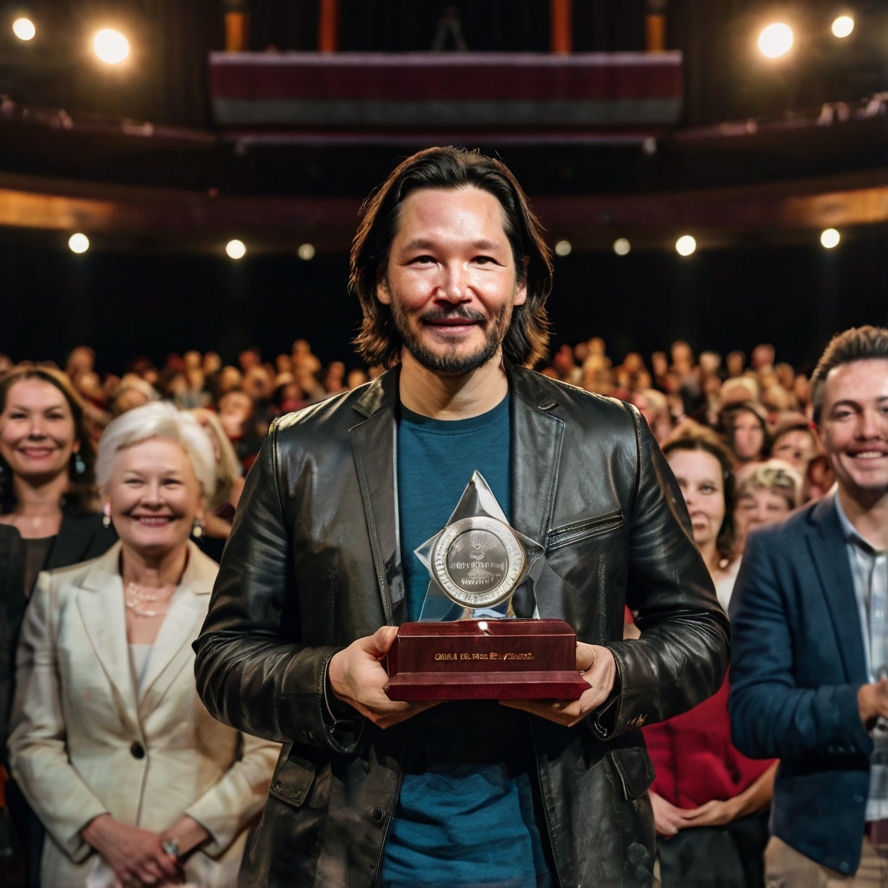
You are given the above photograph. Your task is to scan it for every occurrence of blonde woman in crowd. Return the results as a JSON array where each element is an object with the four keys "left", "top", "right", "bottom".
[
  {"left": 733, "top": 459, "right": 803, "bottom": 557},
  {"left": 9, "top": 403, "right": 277, "bottom": 887}
]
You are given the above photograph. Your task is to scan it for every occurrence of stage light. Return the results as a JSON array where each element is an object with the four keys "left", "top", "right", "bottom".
[
  {"left": 12, "top": 18, "right": 35, "bottom": 41},
  {"left": 298, "top": 243, "right": 316, "bottom": 261},
  {"left": 675, "top": 235, "right": 696, "bottom": 256},
  {"left": 554, "top": 240, "right": 572, "bottom": 257},
  {"left": 613, "top": 238, "right": 631, "bottom": 256},
  {"left": 758, "top": 23, "right": 793, "bottom": 58},
  {"left": 93, "top": 28, "right": 129, "bottom": 64},
  {"left": 68, "top": 233, "right": 89, "bottom": 254},
  {"left": 832, "top": 15, "right": 854, "bottom": 38},
  {"left": 820, "top": 228, "right": 840, "bottom": 249},
  {"left": 226, "top": 239, "right": 246, "bottom": 259}
]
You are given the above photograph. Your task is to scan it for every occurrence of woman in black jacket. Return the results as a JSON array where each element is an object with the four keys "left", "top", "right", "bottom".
[{"left": 0, "top": 364, "right": 115, "bottom": 887}]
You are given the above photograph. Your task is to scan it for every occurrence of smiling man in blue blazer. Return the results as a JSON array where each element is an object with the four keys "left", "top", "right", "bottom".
[{"left": 731, "top": 325, "right": 888, "bottom": 885}]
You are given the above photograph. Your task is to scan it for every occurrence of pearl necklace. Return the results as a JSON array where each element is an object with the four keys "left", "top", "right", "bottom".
[{"left": 125, "top": 582, "right": 171, "bottom": 618}]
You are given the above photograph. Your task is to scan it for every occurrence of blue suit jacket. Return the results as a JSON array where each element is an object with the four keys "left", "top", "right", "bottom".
[{"left": 729, "top": 491, "right": 873, "bottom": 876}]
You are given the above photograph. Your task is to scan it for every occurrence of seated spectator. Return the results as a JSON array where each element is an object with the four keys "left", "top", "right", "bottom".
[
  {"left": 322, "top": 361, "right": 348, "bottom": 395},
  {"left": 630, "top": 388, "right": 673, "bottom": 444},
  {"left": 733, "top": 459, "right": 803, "bottom": 555},
  {"left": 64, "top": 347, "right": 95, "bottom": 382},
  {"left": 719, "top": 402, "right": 769, "bottom": 469},
  {"left": 8, "top": 403, "right": 277, "bottom": 887},
  {"left": 217, "top": 390, "right": 263, "bottom": 471},
  {"left": 804, "top": 453, "right": 835, "bottom": 503},
  {"left": 190, "top": 408, "right": 245, "bottom": 561},
  {"left": 769, "top": 414, "right": 820, "bottom": 476},
  {"left": 719, "top": 377, "right": 760, "bottom": 407},
  {"left": 110, "top": 374, "right": 159, "bottom": 417},
  {"left": 347, "top": 368, "right": 369, "bottom": 389}
]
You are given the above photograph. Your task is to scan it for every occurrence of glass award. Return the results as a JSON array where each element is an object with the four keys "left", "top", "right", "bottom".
[{"left": 384, "top": 472, "right": 590, "bottom": 701}]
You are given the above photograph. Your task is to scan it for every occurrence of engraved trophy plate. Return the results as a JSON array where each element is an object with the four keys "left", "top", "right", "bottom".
[
  {"left": 431, "top": 516, "right": 526, "bottom": 610},
  {"left": 385, "top": 472, "right": 589, "bottom": 701}
]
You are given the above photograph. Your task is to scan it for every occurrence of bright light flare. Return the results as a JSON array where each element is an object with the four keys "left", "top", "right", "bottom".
[
  {"left": 93, "top": 28, "right": 130, "bottom": 64},
  {"left": 298, "top": 243, "right": 316, "bottom": 261},
  {"left": 820, "top": 228, "right": 840, "bottom": 249},
  {"left": 226, "top": 239, "right": 246, "bottom": 259},
  {"left": 68, "top": 233, "right": 89, "bottom": 254},
  {"left": 613, "top": 238, "right": 631, "bottom": 256},
  {"left": 758, "top": 23, "right": 793, "bottom": 58},
  {"left": 554, "top": 240, "right": 572, "bottom": 257},
  {"left": 831, "top": 16, "right": 854, "bottom": 38},
  {"left": 12, "top": 18, "right": 35, "bottom": 41},
  {"left": 675, "top": 235, "right": 697, "bottom": 257}
]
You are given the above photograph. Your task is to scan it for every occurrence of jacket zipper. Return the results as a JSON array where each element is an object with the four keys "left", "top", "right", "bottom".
[{"left": 547, "top": 510, "right": 624, "bottom": 551}]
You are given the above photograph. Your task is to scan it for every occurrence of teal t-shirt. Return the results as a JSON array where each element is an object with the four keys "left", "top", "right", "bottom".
[{"left": 381, "top": 395, "right": 552, "bottom": 888}]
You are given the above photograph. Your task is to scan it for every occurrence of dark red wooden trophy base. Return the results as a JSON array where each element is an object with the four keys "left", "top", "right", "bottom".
[{"left": 384, "top": 618, "right": 589, "bottom": 701}]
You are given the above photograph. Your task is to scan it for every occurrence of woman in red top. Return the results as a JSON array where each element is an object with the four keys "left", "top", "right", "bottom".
[{"left": 643, "top": 423, "right": 777, "bottom": 888}]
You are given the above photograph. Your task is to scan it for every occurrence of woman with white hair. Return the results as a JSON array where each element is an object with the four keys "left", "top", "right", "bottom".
[{"left": 8, "top": 403, "right": 278, "bottom": 887}]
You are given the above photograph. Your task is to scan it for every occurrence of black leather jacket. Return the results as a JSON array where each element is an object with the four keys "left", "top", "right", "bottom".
[{"left": 195, "top": 367, "right": 729, "bottom": 888}]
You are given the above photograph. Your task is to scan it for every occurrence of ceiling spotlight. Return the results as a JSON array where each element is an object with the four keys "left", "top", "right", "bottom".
[
  {"left": 613, "top": 238, "right": 631, "bottom": 256},
  {"left": 758, "top": 23, "right": 793, "bottom": 58},
  {"left": 554, "top": 239, "right": 572, "bottom": 257},
  {"left": 820, "top": 228, "right": 840, "bottom": 249},
  {"left": 68, "top": 233, "right": 89, "bottom": 254},
  {"left": 298, "top": 243, "right": 316, "bottom": 261},
  {"left": 12, "top": 17, "right": 35, "bottom": 41},
  {"left": 675, "top": 235, "right": 697, "bottom": 257},
  {"left": 831, "top": 15, "right": 854, "bottom": 38},
  {"left": 93, "top": 28, "right": 130, "bottom": 64},
  {"left": 226, "top": 239, "right": 246, "bottom": 259}
]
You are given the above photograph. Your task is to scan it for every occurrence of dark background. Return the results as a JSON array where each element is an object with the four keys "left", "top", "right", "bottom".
[
  {"left": 2, "top": 0, "right": 888, "bottom": 373},
  {"left": 5, "top": 226, "right": 888, "bottom": 374}
]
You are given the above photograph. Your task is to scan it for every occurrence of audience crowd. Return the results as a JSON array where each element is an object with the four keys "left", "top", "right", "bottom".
[{"left": 0, "top": 335, "right": 833, "bottom": 887}]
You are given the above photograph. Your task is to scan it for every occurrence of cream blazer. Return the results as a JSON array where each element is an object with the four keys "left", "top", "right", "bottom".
[{"left": 8, "top": 542, "right": 279, "bottom": 888}]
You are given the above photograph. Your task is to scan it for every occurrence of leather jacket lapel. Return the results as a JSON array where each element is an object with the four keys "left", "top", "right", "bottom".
[
  {"left": 510, "top": 375, "right": 564, "bottom": 544},
  {"left": 350, "top": 371, "right": 403, "bottom": 624},
  {"left": 510, "top": 370, "right": 564, "bottom": 618}
]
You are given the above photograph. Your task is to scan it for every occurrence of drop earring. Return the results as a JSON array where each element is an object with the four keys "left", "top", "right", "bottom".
[
  {"left": 192, "top": 517, "right": 204, "bottom": 539},
  {"left": 102, "top": 506, "right": 111, "bottom": 529},
  {"left": 74, "top": 453, "right": 86, "bottom": 476}
]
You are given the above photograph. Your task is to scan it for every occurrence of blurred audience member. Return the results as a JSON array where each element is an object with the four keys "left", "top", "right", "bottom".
[
  {"left": 64, "top": 347, "right": 95, "bottom": 382},
  {"left": 631, "top": 389, "right": 674, "bottom": 444},
  {"left": 111, "top": 375, "right": 159, "bottom": 418},
  {"left": 769, "top": 414, "right": 820, "bottom": 476},
  {"left": 720, "top": 402, "right": 769, "bottom": 469},
  {"left": 733, "top": 459, "right": 803, "bottom": 555},
  {"left": 217, "top": 391, "right": 263, "bottom": 471}
]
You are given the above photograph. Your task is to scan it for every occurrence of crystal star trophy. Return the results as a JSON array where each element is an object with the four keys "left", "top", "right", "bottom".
[{"left": 384, "top": 472, "right": 589, "bottom": 701}]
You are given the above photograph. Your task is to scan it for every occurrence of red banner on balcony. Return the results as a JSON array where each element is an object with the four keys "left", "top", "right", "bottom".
[{"left": 209, "top": 51, "right": 682, "bottom": 131}]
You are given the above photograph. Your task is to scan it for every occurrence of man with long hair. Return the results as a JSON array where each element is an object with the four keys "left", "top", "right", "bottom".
[{"left": 196, "top": 147, "right": 728, "bottom": 888}]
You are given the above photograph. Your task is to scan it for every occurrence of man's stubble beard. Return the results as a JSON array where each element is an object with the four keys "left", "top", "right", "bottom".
[{"left": 390, "top": 301, "right": 514, "bottom": 375}]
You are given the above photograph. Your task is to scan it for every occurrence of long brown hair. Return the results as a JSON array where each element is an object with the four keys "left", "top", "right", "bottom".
[
  {"left": 350, "top": 146, "right": 553, "bottom": 369},
  {"left": 0, "top": 364, "right": 98, "bottom": 514},
  {"left": 663, "top": 423, "right": 737, "bottom": 563}
]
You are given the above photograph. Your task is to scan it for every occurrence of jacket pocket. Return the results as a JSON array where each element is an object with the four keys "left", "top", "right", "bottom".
[
  {"left": 268, "top": 755, "right": 316, "bottom": 807},
  {"left": 546, "top": 510, "right": 624, "bottom": 552},
  {"left": 608, "top": 746, "right": 655, "bottom": 801}
]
